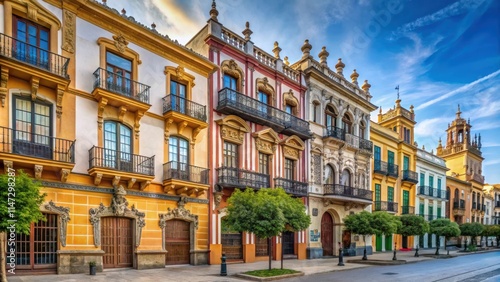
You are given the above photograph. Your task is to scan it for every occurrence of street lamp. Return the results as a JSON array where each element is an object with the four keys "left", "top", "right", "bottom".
[
  {"left": 392, "top": 242, "right": 397, "bottom": 260},
  {"left": 338, "top": 242, "right": 344, "bottom": 266}
]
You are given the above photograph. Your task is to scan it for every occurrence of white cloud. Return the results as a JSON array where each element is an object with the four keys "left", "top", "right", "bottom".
[
  {"left": 484, "top": 159, "right": 500, "bottom": 166},
  {"left": 391, "top": 0, "right": 488, "bottom": 40},
  {"left": 414, "top": 117, "right": 449, "bottom": 137}
]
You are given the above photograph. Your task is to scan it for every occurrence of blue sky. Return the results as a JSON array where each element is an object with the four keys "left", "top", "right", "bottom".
[{"left": 107, "top": 0, "right": 500, "bottom": 183}]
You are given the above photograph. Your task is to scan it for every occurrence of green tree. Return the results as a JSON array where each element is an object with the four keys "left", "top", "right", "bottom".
[
  {"left": 224, "top": 188, "right": 310, "bottom": 270},
  {"left": 397, "top": 214, "right": 430, "bottom": 256},
  {"left": 481, "top": 225, "right": 496, "bottom": 247},
  {"left": 460, "top": 223, "right": 484, "bottom": 248},
  {"left": 429, "top": 219, "right": 461, "bottom": 255},
  {"left": 344, "top": 211, "right": 376, "bottom": 260},
  {"left": 484, "top": 225, "right": 500, "bottom": 247},
  {"left": 0, "top": 170, "right": 46, "bottom": 282}
]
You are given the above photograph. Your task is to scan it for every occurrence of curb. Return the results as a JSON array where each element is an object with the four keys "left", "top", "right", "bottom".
[{"left": 235, "top": 271, "right": 305, "bottom": 281}]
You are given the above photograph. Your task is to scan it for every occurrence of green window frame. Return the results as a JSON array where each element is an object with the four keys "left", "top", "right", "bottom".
[{"left": 388, "top": 187, "right": 394, "bottom": 202}]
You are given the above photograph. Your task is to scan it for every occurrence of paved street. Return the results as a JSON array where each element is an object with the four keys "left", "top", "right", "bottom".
[
  {"left": 6, "top": 249, "right": 499, "bottom": 282},
  {"left": 288, "top": 251, "right": 500, "bottom": 282}
]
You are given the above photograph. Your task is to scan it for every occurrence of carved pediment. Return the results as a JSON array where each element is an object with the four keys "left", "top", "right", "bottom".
[
  {"left": 252, "top": 128, "right": 279, "bottom": 154},
  {"left": 159, "top": 197, "right": 199, "bottom": 230},
  {"left": 280, "top": 135, "right": 305, "bottom": 160},
  {"left": 221, "top": 59, "right": 244, "bottom": 90},
  {"left": 283, "top": 89, "right": 299, "bottom": 115},
  {"left": 216, "top": 115, "right": 250, "bottom": 145}
]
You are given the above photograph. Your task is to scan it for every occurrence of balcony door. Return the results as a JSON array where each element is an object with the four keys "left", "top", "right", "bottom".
[
  {"left": 169, "top": 136, "right": 189, "bottom": 180},
  {"left": 325, "top": 105, "right": 338, "bottom": 137},
  {"left": 13, "top": 15, "right": 49, "bottom": 69},
  {"left": 104, "top": 121, "right": 132, "bottom": 171},
  {"left": 106, "top": 51, "right": 132, "bottom": 96},
  {"left": 324, "top": 165, "right": 335, "bottom": 185},
  {"left": 374, "top": 146, "right": 381, "bottom": 171},
  {"left": 284, "top": 158, "right": 295, "bottom": 181},
  {"left": 257, "top": 91, "right": 269, "bottom": 117},
  {"left": 223, "top": 141, "right": 239, "bottom": 183},
  {"left": 340, "top": 169, "right": 351, "bottom": 186},
  {"left": 223, "top": 74, "right": 238, "bottom": 102},
  {"left": 171, "top": 80, "right": 187, "bottom": 114},
  {"left": 374, "top": 184, "right": 381, "bottom": 210},
  {"left": 403, "top": 156, "right": 409, "bottom": 171},
  {"left": 13, "top": 96, "right": 52, "bottom": 159},
  {"left": 388, "top": 151, "right": 395, "bottom": 173}
]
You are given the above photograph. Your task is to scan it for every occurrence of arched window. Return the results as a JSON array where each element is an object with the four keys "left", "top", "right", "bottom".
[
  {"left": 458, "top": 130, "right": 464, "bottom": 143},
  {"left": 324, "top": 165, "right": 335, "bottom": 185},
  {"left": 103, "top": 121, "right": 132, "bottom": 169},
  {"left": 312, "top": 101, "right": 320, "bottom": 123},
  {"left": 342, "top": 114, "right": 352, "bottom": 134},
  {"left": 223, "top": 74, "right": 238, "bottom": 91},
  {"left": 169, "top": 136, "right": 189, "bottom": 164},
  {"left": 325, "top": 105, "right": 337, "bottom": 129},
  {"left": 454, "top": 188, "right": 459, "bottom": 200},
  {"left": 340, "top": 169, "right": 351, "bottom": 186},
  {"left": 359, "top": 121, "right": 366, "bottom": 139}
]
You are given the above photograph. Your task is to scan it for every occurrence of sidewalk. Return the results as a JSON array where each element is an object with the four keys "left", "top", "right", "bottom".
[{"left": 7, "top": 249, "right": 496, "bottom": 282}]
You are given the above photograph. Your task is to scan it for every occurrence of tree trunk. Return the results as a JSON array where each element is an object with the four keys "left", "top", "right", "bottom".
[
  {"left": 1, "top": 232, "right": 8, "bottom": 282},
  {"left": 280, "top": 235, "right": 284, "bottom": 270},
  {"left": 268, "top": 237, "right": 272, "bottom": 270}
]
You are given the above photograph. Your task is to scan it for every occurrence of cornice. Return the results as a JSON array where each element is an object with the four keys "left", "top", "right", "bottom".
[
  {"left": 303, "top": 66, "right": 378, "bottom": 112},
  {"left": 44, "top": 0, "right": 218, "bottom": 77}
]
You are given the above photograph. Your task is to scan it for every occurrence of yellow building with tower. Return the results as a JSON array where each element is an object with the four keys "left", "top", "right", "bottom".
[
  {"left": 370, "top": 98, "right": 418, "bottom": 251},
  {"left": 0, "top": 0, "right": 216, "bottom": 275}
]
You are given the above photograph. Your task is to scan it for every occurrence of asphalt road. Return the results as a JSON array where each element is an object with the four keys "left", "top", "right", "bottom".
[{"left": 287, "top": 251, "right": 500, "bottom": 282}]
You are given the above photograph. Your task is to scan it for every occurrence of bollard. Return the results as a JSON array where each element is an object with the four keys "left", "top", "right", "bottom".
[
  {"left": 392, "top": 243, "right": 397, "bottom": 260},
  {"left": 464, "top": 239, "right": 468, "bottom": 252},
  {"left": 220, "top": 252, "right": 227, "bottom": 276},
  {"left": 338, "top": 242, "right": 344, "bottom": 266},
  {"left": 414, "top": 244, "right": 419, "bottom": 257}
]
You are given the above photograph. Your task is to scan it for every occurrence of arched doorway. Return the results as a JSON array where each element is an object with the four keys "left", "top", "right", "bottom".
[
  {"left": 221, "top": 217, "right": 243, "bottom": 260},
  {"left": 165, "top": 219, "right": 190, "bottom": 265},
  {"left": 101, "top": 217, "right": 133, "bottom": 268},
  {"left": 321, "top": 212, "right": 334, "bottom": 256}
]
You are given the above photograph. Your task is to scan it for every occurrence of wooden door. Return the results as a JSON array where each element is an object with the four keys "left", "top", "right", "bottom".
[
  {"left": 165, "top": 220, "right": 190, "bottom": 265},
  {"left": 282, "top": 231, "right": 295, "bottom": 255},
  {"left": 101, "top": 217, "right": 133, "bottom": 268},
  {"left": 255, "top": 236, "right": 269, "bottom": 257},
  {"left": 321, "top": 213, "right": 333, "bottom": 256},
  {"left": 12, "top": 213, "right": 58, "bottom": 274}
]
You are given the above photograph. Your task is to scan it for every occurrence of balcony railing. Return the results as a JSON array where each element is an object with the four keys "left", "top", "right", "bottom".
[
  {"left": 323, "top": 184, "right": 373, "bottom": 201},
  {"left": 402, "top": 169, "right": 418, "bottom": 183},
  {"left": 274, "top": 178, "right": 308, "bottom": 197},
  {"left": 373, "top": 201, "right": 398, "bottom": 213},
  {"left": 163, "top": 161, "right": 208, "bottom": 184},
  {"left": 453, "top": 200, "right": 466, "bottom": 210},
  {"left": 418, "top": 186, "right": 447, "bottom": 199},
  {"left": 93, "top": 67, "right": 150, "bottom": 104},
  {"left": 401, "top": 206, "right": 415, "bottom": 214},
  {"left": 0, "top": 126, "right": 75, "bottom": 162},
  {"left": 217, "top": 88, "right": 310, "bottom": 139},
  {"left": 0, "top": 33, "right": 69, "bottom": 78},
  {"left": 216, "top": 166, "right": 270, "bottom": 190},
  {"left": 387, "top": 163, "right": 399, "bottom": 178},
  {"left": 324, "top": 126, "right": 345, "bottom": 140},
  {"left": 88, "top": 146, "right": 154, "bottom": 175},
  {"left": 162, "top": 94, "right": 207, "bottom": 122},
  {"left": 345, "top": 133, "right": 373, "bottom": 152},
  {"left": 472, "top": 202, "right": 477, "bottom": 210},
  {"left": 373, "top": 160, "right": 388, "bottom": 175}
]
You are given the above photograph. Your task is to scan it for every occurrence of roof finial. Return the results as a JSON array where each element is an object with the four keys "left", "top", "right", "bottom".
[
  {"left": 242, "top": 21, "right": 252, "bottom": 41},
  {"left": 209, "top": 0, "right": 219, "bottom": 21},
  {"left": 395, "top": 85, "right": 400, "bottom": 100},
  {"left": 456, "top": 104, "right": 461, "bottom": 119},
  {"left": 335, "top": 58, "right": 345, "bottom": 76}
]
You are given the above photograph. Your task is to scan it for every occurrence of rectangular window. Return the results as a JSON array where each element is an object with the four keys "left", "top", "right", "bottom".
[
  {"left": 429, "top": 175, "right": 434, "bottom": 188},
  {"left": 284, "top": 158, "right": 295, "bottom": 180},
  {"left": 428, "top": 206, "right": 433, "bottom": 217},
  {"left": 375, "top": 184, "right": 381, "bottom": 210},
  {"left": 285, "top": 104, "right": 293, "bottom": 115},
  {"left": 223, "top": 74, "right": 237, "bottom": 90},
  {"left": 437, "top": 207, "right": 442, "bottom": 218},
  {"left": 388, "top": 187, "right": 394, "bottom": 202},
  {"left": 419, "top": 173, "right": 425, "bottom": 186},
  {"left": 223, "top": 142, "right": 238, "bottom": 168},
  {"left": 419, "top": 203, "right": 424, "bottom": 216},
  {"left": 106, "top": 51, "right": 132, "bottom": 95},
  {"left": 403, "top": 155, "right": 409, "bottom": 170},
  {"left": 374, "top": 146, "right": 381, "bottom": 161},
  {"left": 13, "top": 15, "right": 50, "bottom": 67},
  {"left": 259, "top": 153, "right": 269, "bottom": 175},
  {"left": 403, "top": 190, "right": 409, "bottom": 206},
  {"left": 388, "top": 151, "right": 394, "bottom": 164}
]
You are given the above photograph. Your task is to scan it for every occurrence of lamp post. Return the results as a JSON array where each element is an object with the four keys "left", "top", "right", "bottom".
[
  {"left": 415, "top": 241, "right": 419, "bottom": 257},
  {"left": 220, "top": 252, "right": 227, "bottom": 276},
  {"left": 392, "top": 242, "right": 397, "bottom": 260},
  {"left": 338, "top": 242, "right": 344, "bottom": 266},
  {"left": 464, "top": 238, "right": 468, "bottom": 252}
]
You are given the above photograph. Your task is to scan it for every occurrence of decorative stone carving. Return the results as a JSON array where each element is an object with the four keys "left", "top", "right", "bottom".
[
  {"left": 344, "top": 203, "right": 359, "bottom": 211},
  {"left": 34, "top": 165, "right": 43, "bottom": 179},
  {"left": 134, "top": 111, "right": 144, "bottom": 139},
  {"left": 94, "top": 173, "right": 103, "bottom": 186},
  {"left": 43, "top": 201, "right": 70, "bottom": 247},
  {"left": 62, "top": 10, "right": 75, "bottom": 53},
  {"left": 140, "top": 181, "right": 151, "bottom": 191},
  {"left": 31, "top": 77, "right": 39, "bottom": 101},
  {"left": 118, "top": 106, "right": 127, "bottom": 122},
  {"left": 214, "top": 191, "right": 223, "bottom": 208},
  {"left": 216, "top": 115, "right": 250, "bottom": 145},
  {"left": 164, "top": 118, "right": 174, "bottom": 143},
  {"left": 112, "top": 33, "right": 129, "bottom": 53},
  {"left": 159, "top": 197, "right": 199, "bottom": 230},
  {"left": 312, "top": 154, "right": 322, "bottom": 185},
  {"left": 323, "top": 199, "right": 333, "bottom": 207},
  {"left": 283, "top": 90, "right": 299, "bottom": 115},
  {"left": 0, "top": 67, "right": 8, "bottom": 107},
  {"left": 280, "top": 135, "right": 305, "bottom": 161},
  {"left": 56, "top": 87, "right": 64, "bottom": 118},
  {"left": 89, "top": 185, "right": 146, "bottom": 247},
  {"left": 97, "top": 98, "right": 108, "bottom": 129},
  {"left": 60, "top": 169, "right": 70, "bottom": 182},
  {"left": 252, "top": 128, "right": 279, "bottom": 154},
  {"left": 3, "top": 160, "right": 13, "bottom": 172},
  {"left": 26, "top": 2, "right": 38, "bottom": 21}
]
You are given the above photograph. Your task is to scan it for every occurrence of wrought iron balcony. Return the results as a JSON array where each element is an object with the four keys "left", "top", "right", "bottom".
[
  {"left": 88, "top": 146, "right": 154, "bottom": 176},
  {"left": 418, "top": 186, "right": 447, "bottom": 199},
  {"left": 472, "top": 202, "right": 477, "bottom": 210},
  {"left": 0, "top": 126, "right": 75, "bottom": 163},
  {"left": 0, "top": 33, "right": 69, "bottom": 78},
  {"left": 163, "top": 161, "right": 209, "bottom": 184},
  {"left": 402, "top": 169, "right": 418, "bottom": 183},
  {"left": 216, "top": 88, "right": 311, "bottom": 139},
  {"left": 401, "top": 206, "right": 415, "bottom": 214},
  {"left": 453, "top": 200, "right": 466, "bottom": 209},
  {"left": 387, "top": 163, "right": 399, "bottom": 178},
  {"left": 373, "top": 160, "right": 388, "bottom": 175},
  {"left": 345, "top": 133, "right": 373, "bottom": 153},
  {"left": 324, "top": 126, "right": 345, "bottom": 140},
  {"left": 274, "top": 178, "right": 308, "bottom": 197},
  {"left": 93, "top": 67, "right": 150, "bottom": 104},
  {"left": 373, "top": 201, "right": 398, "bottom": 213},
  {"left": 323, "top": 184, "right": 373, "bottom": 201},
  {"left": 216, "top": 166, "right": 270, "bottom": 190},
  {"left": 162, "top": 94, "right": 207, "bottom": 122}
]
